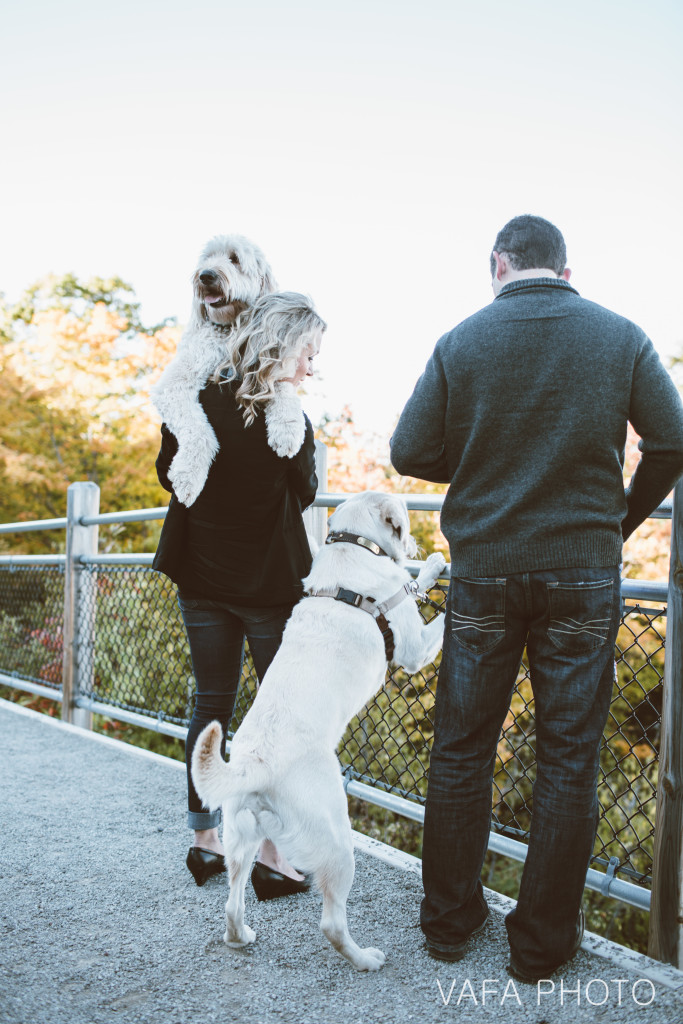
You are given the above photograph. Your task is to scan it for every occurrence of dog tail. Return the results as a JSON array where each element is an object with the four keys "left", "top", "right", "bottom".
[
  {"left": 191, "top": 721, "right": 233, "bottom": 810},
  {"left": 191, "top": 721, "right": 273, "bottom": 811}
]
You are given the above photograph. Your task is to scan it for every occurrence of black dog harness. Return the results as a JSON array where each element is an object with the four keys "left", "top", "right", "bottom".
[{"left": 305, "top": 531, "right": 429, "bottom": 661}]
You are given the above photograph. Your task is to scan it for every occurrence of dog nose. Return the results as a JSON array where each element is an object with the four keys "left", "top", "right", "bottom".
[{"left": 199, "top": 270, "right": 218, "bottom": 285}]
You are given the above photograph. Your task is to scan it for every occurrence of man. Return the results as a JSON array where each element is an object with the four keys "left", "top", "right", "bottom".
[{"left": 390, "top": 215, "right": 683, "bottom": 982}]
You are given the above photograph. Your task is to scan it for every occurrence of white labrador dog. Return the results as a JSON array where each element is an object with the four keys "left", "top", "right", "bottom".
[{"left": 191, "top": 491, "right": 446, "bottom": 971}]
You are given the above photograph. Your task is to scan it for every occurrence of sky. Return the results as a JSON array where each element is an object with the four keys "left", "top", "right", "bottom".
[{"left": 1, "top": 0, "right": 681, "bottom": 437}]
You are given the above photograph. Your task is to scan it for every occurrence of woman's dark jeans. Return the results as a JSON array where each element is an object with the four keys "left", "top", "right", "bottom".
[
  {"left": 421, "top": 566, "right": 622, "bottom": 975},
  {"left": 178, "top": 592, "right": 294, "bottom": 830}
]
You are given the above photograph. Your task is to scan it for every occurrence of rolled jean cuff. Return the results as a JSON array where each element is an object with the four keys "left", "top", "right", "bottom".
[{"left": 188, "top": 808, "right": 221, "bottom": 830}]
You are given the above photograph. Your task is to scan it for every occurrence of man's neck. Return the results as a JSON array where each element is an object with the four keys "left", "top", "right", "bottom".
[{"left": 493, "top": 267, "right": 569, "bottom": 297}]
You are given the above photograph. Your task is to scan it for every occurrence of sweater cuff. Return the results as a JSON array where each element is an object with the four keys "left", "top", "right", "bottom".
[{"left": 622, "top": 452, "right": 683, "bottom": 539}]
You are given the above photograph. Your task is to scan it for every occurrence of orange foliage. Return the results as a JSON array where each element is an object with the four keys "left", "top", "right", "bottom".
[
  {"left": 0, "top": 275, "right": 181, "bottom": 551},
  {"left": 623, "top": 425, "right": 673, "bottom": 581},
  {"left": 5, "top": 302, "right": 179, "bottom": 445}
]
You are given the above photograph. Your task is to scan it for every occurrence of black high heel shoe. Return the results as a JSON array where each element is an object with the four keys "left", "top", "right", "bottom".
[
  {"left": 186, "top": 847, "right": 226, "bottom": 887},
  {"left": 251, "top": 861, "right": 311, "bottom": 901}
]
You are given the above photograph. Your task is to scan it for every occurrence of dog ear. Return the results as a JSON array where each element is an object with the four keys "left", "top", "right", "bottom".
[
  {"left": 260, "top": 266, "right": 278, "bottom": 296},
  {"left": 379, "top": 496, "right": 407, "bottom": 541},
  {"left": 190, "top": 289, "right": 208, "bottom": 325}
]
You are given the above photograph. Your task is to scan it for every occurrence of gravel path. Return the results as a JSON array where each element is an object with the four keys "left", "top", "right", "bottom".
[{"left": 2, "top": 698, "right": 682, "bottom": 1024}]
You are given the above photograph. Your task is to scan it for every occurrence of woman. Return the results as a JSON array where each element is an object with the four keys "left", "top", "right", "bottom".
[{"left": 153, "top": 291, "right": 325, "bottom": 897}]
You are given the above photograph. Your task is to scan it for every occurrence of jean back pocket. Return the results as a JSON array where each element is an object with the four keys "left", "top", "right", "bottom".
[
  {"left": 450, "top": 577, "right": 506, "bottom": 654},
  {"left": 547, "top": 579, "right": 613, "bottom": 653}
]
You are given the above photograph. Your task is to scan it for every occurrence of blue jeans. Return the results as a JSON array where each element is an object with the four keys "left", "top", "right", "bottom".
[
  {"left": 179, "top": 593, "right": 294, "bottom": 830},
  {"left": 421, "top": 566, "right": 621, "bottom": 975}
]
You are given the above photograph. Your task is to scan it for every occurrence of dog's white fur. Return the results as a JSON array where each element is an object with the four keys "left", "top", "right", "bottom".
[
  {"left": 191, "top": 491, "right": 446, "bottom": 972},
  {"left": 264, "top": 381, "right": 307, "bottom": 459},
  {"left": 150, "top": 234, "right": 277, "bottom": 506}
]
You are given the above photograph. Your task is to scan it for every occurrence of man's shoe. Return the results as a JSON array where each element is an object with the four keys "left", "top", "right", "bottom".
[
  {"left": 508, "top": 909, "right": 585, "bottom": 984},
  {"left": 507, "top": 957, "right": 545, "bottom": 985},
  {"left": 425, "top": 913, "right": 490, "bottom": 962}
]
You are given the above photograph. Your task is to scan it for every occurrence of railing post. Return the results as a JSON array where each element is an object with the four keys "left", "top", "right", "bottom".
[
  {"left": 61, "top": 482, "right": 100, "bottom": 729},
  {"left": 648, "top": 476, "right": 683, "bottom": 967},
  {"left": 303, "top": 439, "right": 328, "bottom": 547}
]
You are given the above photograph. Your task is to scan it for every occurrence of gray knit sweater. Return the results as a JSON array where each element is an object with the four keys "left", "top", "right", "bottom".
[{"left": 390, "top": 278, "right": 683, "bottom": 576}]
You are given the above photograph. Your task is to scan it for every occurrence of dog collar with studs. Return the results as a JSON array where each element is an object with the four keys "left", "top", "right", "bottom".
[{"left": 325, "top": 531, "right": 391, "bottom": 559}]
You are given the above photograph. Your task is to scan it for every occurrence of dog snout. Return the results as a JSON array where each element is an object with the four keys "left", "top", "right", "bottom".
[{"left": 199, "top": 269, "right": 219, "bottom": 286}]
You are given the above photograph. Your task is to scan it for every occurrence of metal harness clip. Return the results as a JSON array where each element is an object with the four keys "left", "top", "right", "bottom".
[{"left": 407, "top": 579, "right": 428, "bottom": 602}]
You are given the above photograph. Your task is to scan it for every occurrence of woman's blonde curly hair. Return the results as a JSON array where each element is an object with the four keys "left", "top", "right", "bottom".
[{"left": 213, "top": 291, "right": 326, "bottom": 426}]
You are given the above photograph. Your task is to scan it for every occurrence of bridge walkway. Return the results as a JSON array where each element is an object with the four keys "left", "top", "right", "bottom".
[{"left": 2, "top": 699, "right": 682, "bottom": 1024}]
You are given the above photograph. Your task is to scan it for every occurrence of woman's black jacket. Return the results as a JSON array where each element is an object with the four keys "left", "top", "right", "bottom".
[{"left": 152, "top": 380, "right": 317, "bottom": 607}]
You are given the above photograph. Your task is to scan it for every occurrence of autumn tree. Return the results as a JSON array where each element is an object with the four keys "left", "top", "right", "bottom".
[{"left": 0, "top": 275, "right": 180, "bottom": 553}]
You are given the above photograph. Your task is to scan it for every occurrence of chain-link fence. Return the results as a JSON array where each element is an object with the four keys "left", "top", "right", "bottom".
[
  {"left": 0, "top": 565, "right": 65, "bottom": 691},
  {"left": 0, "top": 563, "right": 665, "bottom": 890}
]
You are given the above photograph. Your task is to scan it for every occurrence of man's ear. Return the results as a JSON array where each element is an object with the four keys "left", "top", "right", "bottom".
[
  {"left": 492, "top": 251, "right": 507, "bottom": 281},
  {"left": 561, "top": 267, "right": 572, "bottom": 281}
]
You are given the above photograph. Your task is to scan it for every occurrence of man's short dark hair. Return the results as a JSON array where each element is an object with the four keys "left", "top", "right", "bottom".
[{"left": 490, "top": 215, "right": 566, "bottom": 276}]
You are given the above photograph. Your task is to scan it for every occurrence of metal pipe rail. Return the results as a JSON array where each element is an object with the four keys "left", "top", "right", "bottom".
[
  {"left": 0, "top": 551, "right": 668, "bottom": 604},
  {"left": 0, "top": 671, "right": 63, "bottom": 703},
  {"left": 0, "top": 495, "right": 674, "bottom": 534},
  {"left": 344, "top": 779, "right": 651, "bottom": 912},
  {"left": 75, "top": 494, "right": 445, "bottom": 525},
  {"left": 0, "top": 516, "right": 69, "bottom": 534},
  {"left": 0, "top": 552, "right": 668, "bottom": 608},
  {"left": 0, "top": 555, "right": 67, "bottom": 566}
]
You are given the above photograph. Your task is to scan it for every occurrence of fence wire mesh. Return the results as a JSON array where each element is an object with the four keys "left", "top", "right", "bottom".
[
  {"left": 0, "top": 566, "right": 65, "bottom": 690},
  {"left": 0, "top": 565, "right": 666, "bottom": 888},
  {"left": 77, "top": 567, "right": 195, "bottom": 725}
]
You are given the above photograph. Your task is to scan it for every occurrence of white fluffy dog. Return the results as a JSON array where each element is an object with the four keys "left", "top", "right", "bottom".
[
  {"left": 150, "top": 234, "right": 276, "bottom": 506},
  {"left": 191, "top": 491, "right": 446, "bottom": 972}
]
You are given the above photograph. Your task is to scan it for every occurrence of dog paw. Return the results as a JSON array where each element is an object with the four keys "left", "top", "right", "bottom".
[
  {"left": 265, "top": 383, "right": 305, "bottom": 458},
  {"left": 224, "top": 925, "right": 256, "bottom": 947},
  {"left": 416, "top": 552, "right": 447, "bottom": 590},
  {"left": 169, "top": 474, "right": 201, "bottom": 507},
  {"left": 353, "top": 946, "right": 386, "bottom": 972},
  {"left": 168, "top": 451, "right": 214, "bottom": 507},
  {"left": 425, "top": 552, "right": 447, "bottom": 575}
]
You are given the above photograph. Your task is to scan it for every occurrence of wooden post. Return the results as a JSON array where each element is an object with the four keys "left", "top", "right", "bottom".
[
  {"left": 303, "top": 439, "right": 328, "bottom": 548},
  {"left": 61, "top": 482, "right": 100, "bottom": 729},
  {"left": 648, "top": 477, "right": 683, "bottom": 967}
]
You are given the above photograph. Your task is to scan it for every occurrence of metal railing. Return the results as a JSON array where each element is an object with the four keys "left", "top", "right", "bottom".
[{"left": 1, "top": 462, "right": 681, "bottom": 967}]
